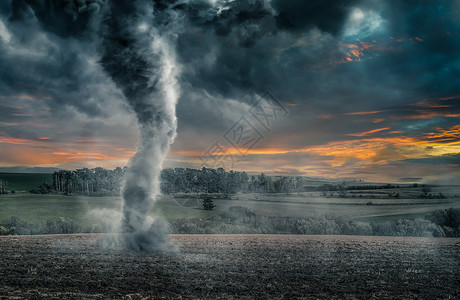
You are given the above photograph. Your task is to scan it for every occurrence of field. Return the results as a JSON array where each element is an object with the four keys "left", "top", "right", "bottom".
[
  {"left": 0, "top": 234, "right": 459, "bottom": 299},
  {"left": 0, "top": 194, "right": 218, "bottom": 226},
  {"left": 1, "top": 173, "right": 460, "bottom": 237},
  {"left": 1, "top": 190, "right": 459, "bottom": 227},
  {"left": 208, "top": 190, "right": 460, "bottom": 222},
  {"left": 1, "top": 171, "right": 460, "bottom": 225}
]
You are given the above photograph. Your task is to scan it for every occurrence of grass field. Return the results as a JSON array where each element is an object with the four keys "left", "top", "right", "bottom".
[
  {"left": 0, "top": 173, "right": 53, "bottom": 192},
  {"left": 1, "top": 190, "right": 459, "bottom": 229},
  {"left": 212, "top": 192, "right": 460, "bottom": 222},
  {"left": 0, "top": 194, "right": 218, "bottom": 228}
]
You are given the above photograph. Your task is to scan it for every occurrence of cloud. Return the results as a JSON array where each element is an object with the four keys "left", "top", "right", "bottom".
[
  {"left": 347, "top": 127, "right": 390, "bottom": 137},
  {"left": 402, "top": 153, "right": 460, "bottom": 165},
  {"left": 344, "top": 110, "right": 386, "bottom": 115},
  {"left": 398, "top": 177, "right": 422, "bottom": 182},
  {"left": 0, "top": 1, "right": 141, "bottom": 170},
  {"left": 272, "top": 0, "right": 359, "bottom": 34}
]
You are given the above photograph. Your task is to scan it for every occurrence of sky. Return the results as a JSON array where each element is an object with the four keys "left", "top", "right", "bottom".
[{"left": 0, "top": 0, "right": 459, "bottom": 183}]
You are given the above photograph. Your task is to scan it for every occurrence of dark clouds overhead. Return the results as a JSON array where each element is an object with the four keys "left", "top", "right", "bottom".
[
  {"left": 9, "top": 0, "right": 104, "bottom": 37},
  {"left": 272, "top": 0, "right": 359, "bottom": 34}
]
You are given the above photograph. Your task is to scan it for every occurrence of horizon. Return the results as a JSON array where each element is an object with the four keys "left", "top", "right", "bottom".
[{"left": 0, "top": 165, "right": 429, "bottom": 186}]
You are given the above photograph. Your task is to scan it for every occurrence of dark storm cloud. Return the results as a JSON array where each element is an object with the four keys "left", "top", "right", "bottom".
[
  {"left": 165, "top": 0, "right": 367, "bottom": 144},
  {"left": 0, "top": 1, "right": 11, "bottom": 17},
  {"left": 172, "top": 0, "right": 361, "bottom": 95},
  {"left": 2, "top": 0, "right": 459, "bottom": 130},
  {"left": 272, "top": 0, "right": 358, "bottom": 34},
  {"left": 363, "top": 1, "right": 460, "bottom": 98},
  {"left": 278, "top": 1, "right": 460, "bottom": 144},
  {"left": 8, "top": 0, "right": 104, "bottom": 37},
  {"left": 0, "top": 8, "right": 116, "bottom": 116},
  {"left": 0, "top": 0, "right": 370, "bottom": 139},
  {"left": 402, "top": 153, "right": 460, "bottom": 165},
  {"left": 0, "top": 0, "right": 329, "bottom": 129},
  {"left": 0, "top": 0, "right": 134, "bottom": 147}
]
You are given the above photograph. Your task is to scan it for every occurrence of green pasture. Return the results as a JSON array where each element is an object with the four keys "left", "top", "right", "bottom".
[
  {"left": 1, "top": 191, "right": 459, "bottom": 229},
  {"left": 0, "top": 194, "right": 218, "bottom": 228}
]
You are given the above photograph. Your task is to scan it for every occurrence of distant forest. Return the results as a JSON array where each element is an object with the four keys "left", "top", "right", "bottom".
[
  {"left": 1, "top": 167, "right": 442, "bottom": 199},
  {"left": 43, "top": 167, "right": 310, "bottom": 196}
]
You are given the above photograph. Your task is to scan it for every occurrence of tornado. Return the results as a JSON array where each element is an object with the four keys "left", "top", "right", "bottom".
[
  {"left": 11, "top": 0, "right": 181, "bottom": 250},
  {"left": 99, "top": 1, "right": 179, "bottom": 250}
]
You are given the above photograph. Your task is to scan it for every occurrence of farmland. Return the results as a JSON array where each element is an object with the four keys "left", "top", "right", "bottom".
[
  {"left": 1, "top": 189, "right": 459, "bottom": 226},
  {"left": 0, "top": 194, "right": 218, "bottom": 225},
  {"left": 0, "top": 234, "right": 459, "bottom": 299},
  {"left": 1, "top": 171, "right": 460, "bottom": 236}
]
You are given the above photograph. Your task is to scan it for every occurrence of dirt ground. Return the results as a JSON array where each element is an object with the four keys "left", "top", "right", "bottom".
[{"left": 0, "top": 234, "right": 459, "bottom": 299}]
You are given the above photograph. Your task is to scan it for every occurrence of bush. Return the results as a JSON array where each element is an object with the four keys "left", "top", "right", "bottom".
[
  {"left": 169, "top": 208, "right": 375, "bottom": 235},
  {"left": 42, "top": 218, "right": 81, "bottom": 234},
  {"left": 169, "top": 208, "right": 448, "bottom": 237},
  {"left": 1, "top": 208, "right": 457, "bottom": 238},
  {"left": 425, "top": 208, "right": 460, "bottom": 237},
  {"left": 0, "top": 225, "right": 8, "bottom": 235},
  {"left": 224, "top": 206, "right": 256, "bottom": 220},
  {"left": 0, "top": 217, "right": 81, "bottom": 235},
  {"left": 370, "top": 219, "right": 444, "bottom": 237}
]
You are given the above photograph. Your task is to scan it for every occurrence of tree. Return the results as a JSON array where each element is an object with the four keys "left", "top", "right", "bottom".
[
  {"left": 420, "top": 186, "right": 432, "bottom": 198},
  {"left": 39, "top": 183, "right": 51, "bottom": 194},
  {"left": 202, "top": 196, "right": 215, "bottom": 210},
  {"left": 421, "top": 186, "right": 432, "bottom": 194},
  {"left": 0, "top": 179, "right": 7, "bottom": 194},
  {"left": 425, "top": 208, "right": 460, "bottom": 237}
]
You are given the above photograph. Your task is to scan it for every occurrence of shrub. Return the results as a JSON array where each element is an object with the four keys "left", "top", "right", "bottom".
[
  {"left": 425, "top": 208, "right": 460, "bottom": 237},
  {"left": 0, "top": 217, "right": 81, "bottom": 235},
  {"left": 0, "top": 226, "right": 8, "bottom": 235},
  {"left": 202, "top": 196, "right": 215, "bottom": 210},
  {"left": 370, "top": 219, "right": 444, "bottom": 237}
]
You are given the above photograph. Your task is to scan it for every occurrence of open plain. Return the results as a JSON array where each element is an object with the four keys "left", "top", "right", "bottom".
[{"left": 0, "top": 234, "right": 459, "bottom": 299}]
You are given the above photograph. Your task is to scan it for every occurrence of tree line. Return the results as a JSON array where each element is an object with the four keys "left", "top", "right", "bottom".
[
  {"left": 160, "top": 167, "right": 250, "bottom": 194},
  {"left": 2, "top": 167, "right": 445, "bottom": 198},
  {"left": 49, "top": 167, "right": 126, "bottom": 196},
  {"left": 44, "top": 167, "right": 315, "bottom": 196}
]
